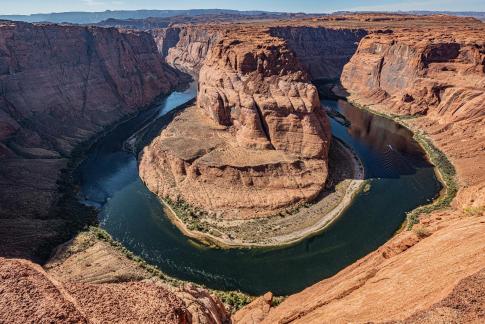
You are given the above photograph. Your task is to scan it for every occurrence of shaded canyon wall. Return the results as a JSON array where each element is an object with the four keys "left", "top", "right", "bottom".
[
  {"left": 0, "top": 20, "right": 184, "bottom": 260},
  {"left": 269, "top": 26, "right": 368, "bottom": 80}
]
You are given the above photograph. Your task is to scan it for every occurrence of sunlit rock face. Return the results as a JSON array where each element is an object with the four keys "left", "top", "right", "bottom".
[
  {"left": 341, "top": 29, "right": 485, "bottom": 206},
  {"left": 140, "top": 31, "right": 331, "bottom": 219}
]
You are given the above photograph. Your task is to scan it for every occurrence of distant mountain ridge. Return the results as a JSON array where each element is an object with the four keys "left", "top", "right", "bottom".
[
  {"left": 0, "top": 9, "right": 293, "bottom": 24},
  {"left": 1, "top": 9, "right": 484, "bottom": 25},
  {"left": 334, "top": 10, "right": 485, "bottom": 21},
  {"left": 95, "top": 12, "right": 322, "bottom": 29}
]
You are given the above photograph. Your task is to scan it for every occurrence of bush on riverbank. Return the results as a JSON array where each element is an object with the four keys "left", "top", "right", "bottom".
[{"left": 406, "top": 132, "right": 458, "bottom": 229}]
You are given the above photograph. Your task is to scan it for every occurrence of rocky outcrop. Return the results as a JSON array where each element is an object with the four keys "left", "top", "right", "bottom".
[
  {"left": 269, "top": 27, "right": 367, "bottom": 79},
  {"left": 152, "top": 26, "right": 222, "bottom": 74},
  {"left": 341, "top": 30, "right": 485, "bottom": 116},
  {"left": 340, "top": 28, "right": 485, "bottom": 207},
  {"left": 197, "top": 33, "right": 330, "bottom": 157},
  {"left": 240, "top": 17, "right": 485, "bottom": 324},
  {"left": 0, "top": 257, "right": 194, "bottom": 323},
  {"left": 0, "top": 21, "right": 184, "bottom": 260},
  {"left": 44, "top": 229, "right": 230, "bottom": 324},
  {"left": 140, "top": 31, "right": 331, "bottom": 220},
  {"left": 260, "top": 213, "right": 485, "bottom": 323},
  {"left": 232, "top": 292, "right": 273, "bottom": 323}
]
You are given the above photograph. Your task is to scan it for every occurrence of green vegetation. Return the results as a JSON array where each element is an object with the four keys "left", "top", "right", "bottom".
[
  {"left": 214, "top": 290, "right": 254, "bottom": 312},
  {"left": 164, "top": 197, "right": 211, "bottom": 233},
  {"left": 406, "top": 132, "right": 458, "bottom": 229},
  {"left": 413, "top": 226, "right": 431, "bottom": 239},
  {"left": 271, "top": 296, "right": 286, "bottom": 307},
  {"left": 463, "top": 206, "right": 485, "bottom": 216}
]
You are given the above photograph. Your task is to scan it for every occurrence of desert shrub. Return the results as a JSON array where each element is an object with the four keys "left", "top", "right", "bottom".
[{"left": 214, "top": 290, "right": 253, "bottom": 312}]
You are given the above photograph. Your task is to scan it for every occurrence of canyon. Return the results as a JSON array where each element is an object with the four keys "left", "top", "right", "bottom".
[
  {"left": 0, "top": 20, "right": 187, "bottom": 262},
  {"left": 0, "top": 13, "right": 484, "bottom": 324},
  {"left": 140, "top": 29, "right": 332, "bottom": 224}
]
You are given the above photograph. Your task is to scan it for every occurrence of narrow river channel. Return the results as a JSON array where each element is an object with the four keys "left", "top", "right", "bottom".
[{"left": 76, "top": 81, "right": 441, "bottom": 296}]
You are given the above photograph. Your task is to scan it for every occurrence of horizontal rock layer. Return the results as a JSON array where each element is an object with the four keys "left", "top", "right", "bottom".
[
  {"left": 152, "top": 26, "right": 222, "bottom": 74},
  {"left": 0, "top": 21, "right": 183, "bottom": 260},
  {"left": 340, "top": 28, "right": 485, "bottom": 207},
  {"left": 141, "top": 29, "right": 331, "bottom": 219},
  {"left": 269, "top": 26, "right": 368, "bottom": 79}
]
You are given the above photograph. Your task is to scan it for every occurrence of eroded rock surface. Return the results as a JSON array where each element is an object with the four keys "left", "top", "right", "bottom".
[
  {"left": 44, "top": 230, "right": 230, "bottom": 324},
  {"left": 140, "top": 30, "right": 331, "bottom": 220},
  {"left": 0, "top": 21, "right": 184, "bottom": 260},
  {"left": 0, "top": 257, "right": 195, "bottom": 324},
  {"left": 340, "top": 27, "right": 485, "bottom": 209},
  {"left": 269, "top": 27, "right": 368, "bottom": 79},
  {"left": 153, "top": 26, "right": 222, "bottom": 74},
  {"left": 260, "top": 214, "right": 485, "bottom": 323}
]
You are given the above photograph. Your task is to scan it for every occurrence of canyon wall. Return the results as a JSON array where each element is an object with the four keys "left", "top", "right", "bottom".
[
  {"left": 152, "top": 26, "right": 222, "bottom": 74},
  {"left": 140, "top": 30, "right": 331, "bottom": 220},
  {"left": 340, "top": 29, "right": 485, "bottom": 207},
  {"left": 0, "top": 20, "right": 183, "bottom": 260},
  {"left": 269, "top": 26, "right": 367, "bottom": 80},
  {"left": 248, "top": 19, "right": 485, "bottom": 324}
]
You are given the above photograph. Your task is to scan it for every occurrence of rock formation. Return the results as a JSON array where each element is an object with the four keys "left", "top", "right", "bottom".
[
  {"left": 140, "top": 30, "right": 331, "bottom": 220},
  {"left": 260, "top": 214, "right": 485, "bottom": 323},
  {"left": 43, "top": 229, "right": 230, "bottom": 324},
  {"left": 0, "top": 20, "right": 184, "bottom": 260},
  {"left": 340, "top": 27, "right": 485, "bottom": 208},
  {"left": 1, "top": 255, "right": 230, "bottom": 324},
  {"left": 269, "top": 27, "right": 368, "bottom": 79},
  {"left": 152, "top": 26, "right": 222, "bottom": 74},
  {"left": 235, "top": 15, "right": 485, "bottom": 323}
]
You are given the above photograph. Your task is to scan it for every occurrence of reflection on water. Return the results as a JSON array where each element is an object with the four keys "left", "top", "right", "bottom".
[
  {"left": 323, "top": 99, "right": 430, "bottom": 179},
  {"left": 76, "top": 82, "right": 441, "bottom": 295}
]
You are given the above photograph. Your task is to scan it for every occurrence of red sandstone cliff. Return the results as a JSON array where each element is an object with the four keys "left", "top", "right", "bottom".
[
  {"left": 0, "top": 21, "right": 184, "bottom": 260},
  {"left": 140, "top": 30, "right": 331, "bottom": 220},
  {"left": 340, "top": 29, "right": 485, "bottom": 207},
  {"left": 239, "top": 17, "right": 485, "bottom": 324},
  {"left": 152, "top": 26, "right": 222, "bottom": 74},
  {"left": 269, "top": 27, "right": 367, "bottom": 80}
]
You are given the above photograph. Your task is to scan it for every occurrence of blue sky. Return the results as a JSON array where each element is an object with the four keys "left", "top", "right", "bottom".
[{"left": 1, "top": 0, "right": 484, "bottom": 15}]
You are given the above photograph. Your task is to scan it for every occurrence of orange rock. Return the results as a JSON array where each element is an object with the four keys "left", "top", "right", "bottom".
[
  {"left": 141, "top": 32, "right": 331, "bottom": 219},
  {"left": 233, "top": 292, "right": 273, "bottom": 324}
]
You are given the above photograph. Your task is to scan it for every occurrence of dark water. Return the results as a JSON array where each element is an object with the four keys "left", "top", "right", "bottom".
[{"left": 76, "top": 82, "right": 441, "bottom": 296}]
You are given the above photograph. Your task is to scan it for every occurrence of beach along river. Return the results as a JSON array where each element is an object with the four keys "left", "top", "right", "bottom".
[{"left": 76, "top": 81, "right": 441, "bottom": 296}]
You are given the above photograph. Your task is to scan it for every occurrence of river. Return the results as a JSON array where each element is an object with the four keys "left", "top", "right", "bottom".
[{"left": 76, "top": 81, "right": 441, "bottom": 296}]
